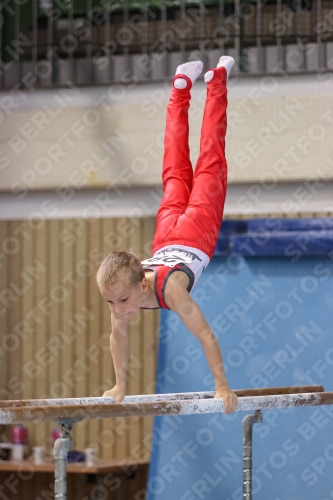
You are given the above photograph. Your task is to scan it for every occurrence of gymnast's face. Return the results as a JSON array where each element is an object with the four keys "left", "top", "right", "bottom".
[{"left": 100, "top": 275, "right": 147, "bottom": 319}]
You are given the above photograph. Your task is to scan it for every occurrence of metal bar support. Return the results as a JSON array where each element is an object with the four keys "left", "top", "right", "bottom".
[
  {"left": 47, "top": 0, "right": 56, "bottom": 85},
  {"left": 161, "top": 0, "right": 168, "bottom": 78},
  {"left": 32, "top": 0, "right": 37, "bottom": 81},
  {"left": 296, "top": 0, "right": 306, "bottom": 71},
  {"left": 86, "top": 0, "right": 92, "bottom": 83},
  {"left": 123, "top": 0, "right": 130, "bottom": 77},
  {"left": 105, "top": 0, "right": 112, "bottom": 81},
  {"left": 0, "top": 0, "right": 2, "bottom": 88},
  {"left": 242, "top": 410, "right": 263, "bottom": 500},
  {"left": 14, "top": 0, "right": 20, "bottom": 85},
  {"left": 53, "top": 418, "right": 80, "bottom": 500},
  {"left": 180, "top": 0, "right": 186, "bottom": 63},
  {"left": 276, "top": 0, "right": 285, "bottom": 72},
  {"left": 234, "top": 0, "right": 243, "bottom": 73},
  {"left": 142, "top": 0, "right": 149, "bottom": 80},
  {"left": 218, "top": 0, "right": 224, "bottom": 57},
  {"left": 68, "top": 0, "right": 74, "bottom": 83},
  {"left": 317, "top": 0, "right": 326, "bottom": 70},
  {"left": 256, "top": 0, "right": 264, "bottom": 72},
  {"left": 199, "top": 0, "right": 208, "bottom": 70}
]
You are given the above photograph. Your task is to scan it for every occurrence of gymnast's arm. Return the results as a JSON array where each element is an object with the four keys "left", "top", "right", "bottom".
[
  {"left": 103, "top": 310, "right": 129, "bottom": 403},
  {"left": 165, "top": 274, "right": 238, "bottom": 414}
]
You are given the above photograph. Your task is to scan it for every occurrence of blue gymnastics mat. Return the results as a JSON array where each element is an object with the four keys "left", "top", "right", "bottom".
[{"left": 147, "top": 219, "right": 333, "bottom": 500}]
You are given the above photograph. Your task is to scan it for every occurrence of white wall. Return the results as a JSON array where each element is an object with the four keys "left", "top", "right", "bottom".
[{"left": 0, "top": 72, "right": 333, "bottom": 195}]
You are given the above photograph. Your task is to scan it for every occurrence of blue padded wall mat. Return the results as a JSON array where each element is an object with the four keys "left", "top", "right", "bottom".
[
  {"left": 231, "top": 231, "right": 333, "bottom": 256},
  {"left": 147, "top": 253, "right": 333, "bottom": 500},
  {"left": 215, "top": 218, "right": 333, "bottom": 256}
]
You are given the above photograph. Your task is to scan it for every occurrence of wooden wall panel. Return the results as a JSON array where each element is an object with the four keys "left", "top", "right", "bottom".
[
  {"left": 100, "top": 217, "right": 117, "bottom": 460},
  {"left": 0, "top": 222, "right": 8, "bottom": 448},
  {"left": 87, "top": 218, "right": 102, "bottom": 451},
  {"left": 0, "top": 217, "right": 157, "bottom": 474},
  {"left": 8, "top": 221, "right": 22, "bottom": 412},
  {"left": 35, "top": 221, "right": 48, "bottom": 448},
  {"left": 60, "top": 219, "right": 74, "bottom": 404},
  {"left": 21, "top": 222, "right": 36, "bottom": 474},
  {"left": 0, "top": 222, "right": 8, "bottom": 399},
  {"left": 72, "top": 219, "right": 89, "bottom": 451},
  {"left": 47, "top": 219, "right": 61, "bottom": 454}
]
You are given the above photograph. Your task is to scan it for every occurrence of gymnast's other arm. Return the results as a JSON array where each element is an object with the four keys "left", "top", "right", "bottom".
[
  {"left": 103, "top": 310, "right": 129, "bottom": 402},
  {"left": 165, "top": 272, "right": 238, "bottom": 414}
]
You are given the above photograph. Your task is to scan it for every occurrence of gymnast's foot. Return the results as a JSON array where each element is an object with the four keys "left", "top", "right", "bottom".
[
  {"left": 204, "top": 56, "right": 235, "bottom": 83},
  {"left": 174, "top": 61, "right": 203, "bottom": 89}
]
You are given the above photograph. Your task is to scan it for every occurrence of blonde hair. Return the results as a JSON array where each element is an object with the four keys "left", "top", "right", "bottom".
[{"left": 96, "top": 251, "right": 145, "bottom": 289}]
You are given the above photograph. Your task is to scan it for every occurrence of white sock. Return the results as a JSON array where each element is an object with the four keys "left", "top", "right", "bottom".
[
  {"left": 174, "top": 61, "right": 203, "bottom": 89},
  {"left": 204, "top": 56, "right": 235, "bottom": 83}
]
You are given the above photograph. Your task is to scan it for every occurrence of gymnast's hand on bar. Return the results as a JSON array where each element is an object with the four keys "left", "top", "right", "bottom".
[
  {"left": 215, "top": 387, "right": 238, "bottom": 414},
  {"left": 103, "top": 385, "right": 126, "bottom": 403}
]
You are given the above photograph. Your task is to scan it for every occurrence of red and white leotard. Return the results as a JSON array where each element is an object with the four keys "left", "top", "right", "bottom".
[{"left": 141, "top": 244, "right": 210, "bottom": 310}]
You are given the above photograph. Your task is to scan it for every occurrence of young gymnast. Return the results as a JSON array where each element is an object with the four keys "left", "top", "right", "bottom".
[{"left": 97, "top": 56, "right": 238, "bottom": 414}]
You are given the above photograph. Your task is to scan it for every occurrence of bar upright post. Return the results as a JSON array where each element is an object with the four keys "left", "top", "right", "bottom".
[
  {"left": 242, "top": 410, "right": 262, "bottom": 500},
  {"left": 53, "top": 418, "right": 80, "bottom": 500}
]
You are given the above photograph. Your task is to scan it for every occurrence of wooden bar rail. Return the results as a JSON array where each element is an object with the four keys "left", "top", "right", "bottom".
[
  {"left": 0, "top": 385, "right": 324, "bottom": 408},
  {"left": 0, "top": 386, "right": 327, "bottom": 424}
]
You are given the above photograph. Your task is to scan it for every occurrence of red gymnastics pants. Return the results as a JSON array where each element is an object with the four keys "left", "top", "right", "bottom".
[{"left": 152, "top": 66, "right": 228, "bottom": 260}]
